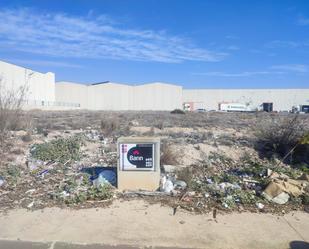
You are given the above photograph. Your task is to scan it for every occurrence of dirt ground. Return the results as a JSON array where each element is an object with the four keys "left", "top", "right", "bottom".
[
  {"left": 0, "top": 199, "right": 308, "bottom": 249},
  {"left": 0, "top": 110, "right": 309, "bottom": 248}
]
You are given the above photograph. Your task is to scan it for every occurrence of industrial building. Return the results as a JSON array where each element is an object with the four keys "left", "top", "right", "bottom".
[{"left": 1, "top": 60, "right": 309, "bottom": 112}]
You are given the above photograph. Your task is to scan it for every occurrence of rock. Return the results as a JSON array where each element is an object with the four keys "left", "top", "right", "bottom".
[{"left": 179, "top": 220, "right": 185, "bottom": 224}]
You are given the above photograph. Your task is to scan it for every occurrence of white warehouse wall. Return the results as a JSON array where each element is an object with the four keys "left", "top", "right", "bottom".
[
  {"left": 55, "top": 81, "right": 183, "bottom": 111},
  {"left": 1, "top": 60, "right": 309, "bottom": 111},
  {"left": 56, "top": 82, "right": 87, "bottom": 108},
  {"left": 87, "top": 82, "right": 134, "bottom": 110},
  {"left": 0, "top": 60, "right": 55, "bottom": 108},
  {"left": 133, "top": 83, "right": 182, "bottom": 110},
  {"left": 183, "top": 89, "right": 309, "bottom": 111}
]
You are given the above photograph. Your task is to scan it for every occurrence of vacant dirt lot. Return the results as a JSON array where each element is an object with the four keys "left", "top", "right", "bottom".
[{"left": 0, "top": 110, "right": 308, "bottom": 213}]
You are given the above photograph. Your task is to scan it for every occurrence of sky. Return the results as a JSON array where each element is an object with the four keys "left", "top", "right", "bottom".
[{"left": 0, "top": 0, "right": 308, "bottom": 88}]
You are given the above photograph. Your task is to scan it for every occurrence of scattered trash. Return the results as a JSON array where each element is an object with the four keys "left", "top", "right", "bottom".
[
  {"left": 256, "top": 202, "right": 265, "bottom": 209},
  {"left": 81, "top": 167, "right": 117, "bottom": 187},
  {"left": 0, "top": 176, "right": 4, "bottom": 187},
  {"left": 218, "top": 182, "right": 241, "bottom": 190},
  {"left": 27, "top": 159, "right": 43, "bottom": 171},
  {"left": 160, "top": 175, "right": 174, "bottom": 193},
  {"left": 271, "top": 192, "right": 290, "bottom": 205},
  {"left": 38, "top": 169, "right": 49, "bottom": 178},
  {"left": 93, "top": 170, "right": 117, "bottom": 187},
  {"left": 173, "top": 180, "right": 187, "bottom": 190},
  {"left": 27, "top": 201, "right": 34, "bottom": 209},
  {"left": 262, "top": 178, "right": 307, "bottom": 205}
]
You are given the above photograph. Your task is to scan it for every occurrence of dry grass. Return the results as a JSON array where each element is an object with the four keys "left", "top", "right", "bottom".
[
  {"left": 160, "top": 142, "right": 179, "bottom": 165},
  {"left": 254, "top": 115, "right": 309, "bottom": 164}
]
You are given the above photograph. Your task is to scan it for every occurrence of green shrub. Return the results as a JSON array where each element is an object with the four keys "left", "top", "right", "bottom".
[
  {"left": 31, "top": 135, "right": 84, "bottom": 163},
  {"left": 170, "top": 109, "right": 185, "bottom": 114}
]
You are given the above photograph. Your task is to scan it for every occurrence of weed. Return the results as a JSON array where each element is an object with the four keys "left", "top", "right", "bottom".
[
  {"left": 31, "top": 135, "right": 84, "bottom": 163},
  {"left": 100, "top": 118, "right": 119, "bottom": 136},
  {"left": 255, "top": 115, "right": 309, "bottom": 164}
]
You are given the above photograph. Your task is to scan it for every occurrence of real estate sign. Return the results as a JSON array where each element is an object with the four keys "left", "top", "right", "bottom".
[{"left": 119, "top": 143, "right": 154, "bottom": 171}]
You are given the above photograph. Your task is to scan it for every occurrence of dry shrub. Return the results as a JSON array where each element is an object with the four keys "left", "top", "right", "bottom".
[
  {"left": 0, "top": 77, "right": 28, "bottom": 143},
  {"left": 254, "top": 115, "right": 309, "bottom": 164},
  {"left": 160, "top": 143, "right": 179, "bottom": 165},
  {"left": 100, "top": 118, "right": 120, "bottom": 136}
]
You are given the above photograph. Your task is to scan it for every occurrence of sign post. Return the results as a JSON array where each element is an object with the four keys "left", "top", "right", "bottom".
[{"left": 117, "top": 137, "right": 160, "bottom": 191}]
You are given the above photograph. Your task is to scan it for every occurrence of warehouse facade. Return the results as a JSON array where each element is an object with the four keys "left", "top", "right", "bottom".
[
  {"left": 1, "top": 60, "right": 309, "bottom": 111},
  {"left": 55, "top": 81, "right": 182, "bottom": 110}
]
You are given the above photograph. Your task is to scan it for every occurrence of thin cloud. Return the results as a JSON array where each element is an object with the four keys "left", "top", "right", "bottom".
[
  {"left": 0, "top": 8, "right": 227, "bottom": 63},
  {"left": 192, "top": 71, "right": 284, "bottom": 77},
  {"left": 271, "top": 64, "right": 308, "bottom": 73},
  {"left": 5, "top": 59, "right": 83, "bottom": 68},
  {"left": 266, "top": 40, "right": 309, "bottom": 49},
  {"left": 297, "top": 15, "right": 309, "bottom": 26},
  {"left": 226, "top": 45, "right": 240, "bottom": 50}
]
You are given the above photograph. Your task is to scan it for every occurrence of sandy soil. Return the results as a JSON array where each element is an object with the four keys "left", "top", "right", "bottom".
[{"left": 0, "top": 200, "right": 308, "bottom": 249}]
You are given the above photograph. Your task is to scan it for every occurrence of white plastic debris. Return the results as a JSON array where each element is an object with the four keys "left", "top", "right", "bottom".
[
  {"left": 271, "top": 192, "right": 290, "bottom": 205},
  {"left": 173, "top": 180, "right": 187, "bottom": 190},
  {"left": 27, "top": 201, "right": 34, "bottom": 208},
  {"left": 0, "top": 176, "right": 4, "bottom": 187},
  {"left": 160, "top": 175, "right": 174, "bottom": 193},
  {"left": 256, "top": 202, "right": 265, "bottom": 209},
  {"left": 93, "top": 170, "right": 117, "bottom": 188}
]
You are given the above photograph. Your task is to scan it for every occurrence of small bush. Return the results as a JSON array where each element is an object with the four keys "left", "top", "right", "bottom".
[
  {"left": 160, "top": 143, "right": 179, "bottom": 165},
  {"left": 31, "top": 135, "right": 84, "bottom": 163},
  {"left": 254, "top": 115, "right": 309, "bottom": 164},
  {"left": 170, "top": 109, "right": 185, "bottom": 114},
  {"left": 100, "top": 118, "right": 119, "bottom": 136},
  {"left": 21, "top": 133, "right": 32, "bottom": 142},
  {"left": 0, "top": 77, "right": 27, "bottom": 143}
]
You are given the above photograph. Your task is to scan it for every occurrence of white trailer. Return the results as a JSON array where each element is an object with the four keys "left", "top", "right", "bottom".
[{"left": 219, "top": 103, "right": 254, "bottom": 112}]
